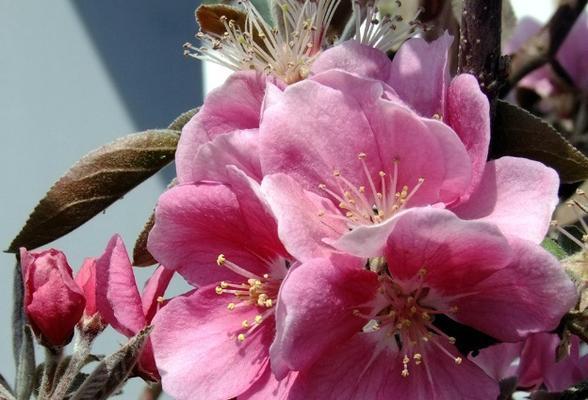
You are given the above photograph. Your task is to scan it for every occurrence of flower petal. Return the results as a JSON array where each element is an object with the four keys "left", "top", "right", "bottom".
[
  {"left": 95, "top": 235, "right": 146, "bottom": 338},
  {"left": 177, "top": 71, "right": 267, "bottom": 183},
  {"left": 151, "top": 286, "right": 272, "bottom": 400},
  {"left": 452, "top": 157, "right": 559, "bottom": 243},
  {"left": 388, "top": 33, "right": 453, "bottom": 117},
  {"left": 141, "top": 266, "right": 174, "bottom": 323},
  {"left": 446, "top": 74, "right": 490, "bottom": 200},
  {"left": 270, "top": 254, "right": 378, "bottom": 378},
  {"left": 239, "top": 369, "right": 298, "bottom": 400},
  {"left": 261, "top": 173, "right": 345, "bottom": 261},
  {"left": 452, "top": 237, "right": 577, "bottom": 342},
  {"left": 148, "top": 178, "right": 286, "bottom": 287},
  {"left": 311, "top": 40, "right": 392, "bottom": 81}
]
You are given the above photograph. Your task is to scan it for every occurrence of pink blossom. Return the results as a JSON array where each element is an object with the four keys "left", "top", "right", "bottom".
[
  {"left": 270, "top": 208, "right": 577, "bottom": 399},
  {"left": 259, "top": 66, "right": 558, "bottom": 261},
  {"left": 94, "top": 235, "right": 173, "bottom": 381},
  {"left": 506, "top": 13, "right": 588, "bottom": 96},
  {"left": 20, "top": 248, "right": 85, "bottom": 347},
  {"left": 474, "top": 332, "right": 588, "bottom": 393},
  {"left": 148, "top": 168, "right": 294, "bottom": 399}
]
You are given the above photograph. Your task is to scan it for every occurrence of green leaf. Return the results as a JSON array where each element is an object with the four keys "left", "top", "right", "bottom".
[
  {"left": 541, "top": 238, "right": 568, "bottom": 260},
  {"left": 492, "top": 100, "right": 588, "bottom": 183},
  {"left": 7, "top": 130, "right": 179, "bottom": 253}
]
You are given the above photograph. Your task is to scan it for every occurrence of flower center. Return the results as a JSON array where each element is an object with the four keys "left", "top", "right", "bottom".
[
  {"left": 185, "top": 0, "right": 341, "bottom": 84},
  {"left": 318, "top": 152, "right": 424, "bottom": 228},
  {"left": 352, "top": 0, "right": 422, "bottom": 52},
  {"left": 354, "top": 268, "right": 462, "bottom": 378},
  {"left": 215, "top": 254, "right": 283, "bottom": 342}
]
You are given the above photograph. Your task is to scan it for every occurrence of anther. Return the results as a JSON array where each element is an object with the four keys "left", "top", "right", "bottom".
[{"left": 217, "top": 254, "right": 226, "bottom": 266}]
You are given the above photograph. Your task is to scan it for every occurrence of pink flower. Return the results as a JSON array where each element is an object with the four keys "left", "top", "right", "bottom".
[
  {"left": 148, "top": 168, "right": 294, "bottom": 399},
  {"left": 94, "top": 235, "right": 174, "bottom": 381},
  {"left": 270, "top": 208, "right": 577, "bottom": 399},
  {"left": 20, "top": 248, "right": 85, "bottom": 347},
  {"left": 474, "top": 332, "right": 588, "bottom": 393},
  {"left": 506, "top": 13, "right": 588, "bottom": 96},
  {"left": 259, "top": 66, "right": 558, "bottom": 261}
]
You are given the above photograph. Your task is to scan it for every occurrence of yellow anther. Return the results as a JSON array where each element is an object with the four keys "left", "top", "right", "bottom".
[
  {"left": 242, "top": 320, "right": 250, "bottom": 328},
  {"left": 237, "top": 333, "right": 246, "bottom": 342},
  {"left": 358, "top": 152, "right": 367, "bottom": 160},
  {"left": 255, "top": 315, "right": 263, "bottom": 324},
  {"left": 333, "top": 170, "right": 341, "bottom": 177},
  {"left": 220, "top": 281, "right": 229, "bottom": 288},
  {"left": 455, "top": 357, "right": 463, "bottom": 365},
  {"left": 217, "top": 254, "right": 226, "bottom": 266},
  {"left": 413, "top": 353, "right": 422, "bottom": 364},
  {"left": 448, "top": 337, "right": 456, "bottom": 344},
  {"left": 263, "top": 273, "right": 269, "bottom": 279},
  {"left": 401, "top": 369, "right": 410, "bottom": 378},
  {"left": 265, "top": 299, "right": 273, "bottom": 307},
  {"left": 156, "top": 296, "right": 165, "bottom": 304},
  {"left": 379, "top": 171, "right": 386, "bottom": 177},
  {"left": 418, "top": 177, "right": 425, "bottom": 183},
  {"left": 359, "top": 186, "right": 366, "bottom": 193},
  {"left": 227, "top": 303, "right": 236, "bottom": 310},
  {"left": 215, "top": 286, "right": 224, "bottom": 295},
  {"left": 319, "top": 183, "right": 327, "bottom": 189}
]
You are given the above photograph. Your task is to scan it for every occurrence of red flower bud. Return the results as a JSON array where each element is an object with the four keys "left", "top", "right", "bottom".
[{"left": 20, "top": 248, "right": 86, "bottom": 347}]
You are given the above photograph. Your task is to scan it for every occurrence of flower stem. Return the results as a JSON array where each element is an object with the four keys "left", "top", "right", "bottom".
[
  {"left": 38, "top": 346, "right": 63, "bottom": 400},
  {"left": 49, "top": 329, "right": 96, "bottom": 400}
]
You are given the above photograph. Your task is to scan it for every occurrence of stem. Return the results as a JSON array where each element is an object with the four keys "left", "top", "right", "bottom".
[
  {"left": 49, "top": 331, "right": 96, "bottom": 400},
  {"left": 503, "top": 0, "right": 588, "bottom": 94},
  {"left": 38, "top": 347, "right": 63, "bottom": 400},
  {"left": 458, "top": 0, "right": 506, "bottom": 116}
]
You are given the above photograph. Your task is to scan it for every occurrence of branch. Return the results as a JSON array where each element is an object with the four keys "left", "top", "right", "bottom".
[
  {"left": 504, "top": 0, "right": 588, "bottom": 94},
  {"left": 458, "top": 0, "right": 507, "bottom": 111}
]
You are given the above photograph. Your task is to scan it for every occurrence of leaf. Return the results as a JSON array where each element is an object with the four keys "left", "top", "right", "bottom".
[
  {"left": 167, "top": 108, "right": 198, "bottom": 132},
  {"left": 542, "top": 238, "right": 568, "bottom": 260},
  {"left": 133, "top": 178, "right": 177, "bottom": 267},
  {"left": 70, "top": 327, "right": 153, "bottom": 400},
  {"left": 15, "top": 326, "right": 35, "bottom": 400},
  {"left": 7, "top": 130, "right": 179, "bottom": 253},
  {"left": 491, "top": 100, "right": 588, "bottom": 183},
  {"left": 201, "top": 0, "right": 272, "bottom": 25},
  {"left": 0, "top": 374, "right": 15, "bottom": 400},
  {"left": 12, "top": 260, "right": 24, "bottom": 368}
]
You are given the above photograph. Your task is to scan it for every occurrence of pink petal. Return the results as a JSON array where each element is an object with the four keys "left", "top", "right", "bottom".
[
  {"left": 141, "top": 266, "right": 174, "bottom": 323},
  {"left": 270, "top": 254, "right": 379, "bottom": 378},
  {"left": 187, "top": 129, "right": 262, "bottom": 183},
  {"left": 148, "top": 178, "right": 286, "bottom": 287},
  {"left": 504, "top": 17, "right": 542, "bottom": 54},
  {"left": 544, "top": 336, "right": 588, "bottom": 392},
  {"left": 384, "top": 208, "right": 513, "bottom": 290},
  {"left": 151, "top": 286, "right": 272, "bottom": 400},
  {"left": 75, "top": 257, "right": 98, "bottom": 317},
  {"left": 469, "top": 342, "right": 524, "bottom": 381},
  {"left": 260, "top": 71, "right": 471, "bottom": 209},
  {"left": 261, "top": 173, "right": 345, "bottom": 261},
  {"left": 95, "top": 235, "right": 146, "bottom": 338},
  {"left": 289, "top": 332, "right": 499, "bottom": 399},
  {"left": 176, "top": 71, "right": 266, "bottom": 183},
  {"left": 557, "top": 13, "right": 588, "bottom": 90},
  {"left": 452, "top": 157, "right": 559, "bottom": 243},
  {"left": 517, "top": 332, "right": 560, "bottom": 389},
  {"left": 446, "top": 74, "right": 490, "bottom": 201},
  {"left": 239, "top": 369, "right": 298, "bottom": 400},
  {"left": 452, "top": 237, "right": 577, "bottom": 342},
  {"left": 388, "top": 33, "right": 453, "bottom": 118},
  {"left": 311, "top": 40, "right": 392, "bottom": 81}
]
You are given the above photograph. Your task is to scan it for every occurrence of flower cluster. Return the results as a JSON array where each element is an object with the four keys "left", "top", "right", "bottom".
[{"left": 136, "top": 1, "right": 580, "bottom": 399}]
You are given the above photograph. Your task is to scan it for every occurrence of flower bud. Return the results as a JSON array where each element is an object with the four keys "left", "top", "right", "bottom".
[
  {"left": 20, "top": 248, "right": 86, "bottom": 347},
  {"left": 75, "top": 257, "right": 107, "bottom": 335}
]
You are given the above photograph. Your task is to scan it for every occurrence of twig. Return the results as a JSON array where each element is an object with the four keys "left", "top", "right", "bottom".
[
  {"left": 38, "top": 347, "right": 63, "bottom": 400},
  {"left": 503, "top": 0, "right": 588, "bottom": 94},
  {"left": 458, "top": 0, "right": 507, "bottom": 114}
]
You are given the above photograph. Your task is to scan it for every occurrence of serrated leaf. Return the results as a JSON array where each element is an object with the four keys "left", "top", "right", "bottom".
[
  {"left": 492, "top": 100, "right": 588, "bottom": 183},
  {"left": 133, "top": 179, "right": 177, "bottom": 267},
  {"left": 542, "top": 238, "right": 568, "bottom": 260},
  {"left": 7, "top": 130, "right": 179, "bottom": 253},
  {"left": 70, "top": 327, "right": 153, "bottom": 400},
  {"left": 167, "top": 108, "right": 198, "bottom": 132}
]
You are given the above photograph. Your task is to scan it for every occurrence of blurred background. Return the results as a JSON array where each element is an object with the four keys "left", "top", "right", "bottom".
[{"left": 0, "top": 0, "right": 556, "bottom": 398}]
